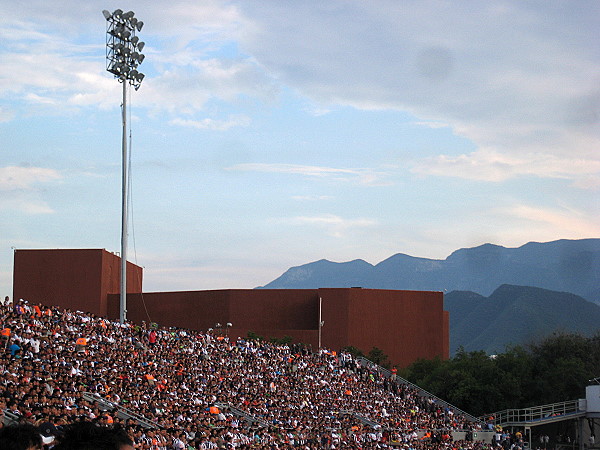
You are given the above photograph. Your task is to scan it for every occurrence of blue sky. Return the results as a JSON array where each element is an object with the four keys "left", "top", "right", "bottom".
[{"left": 1, "top": 0, "right": 599, "bottom": 295}]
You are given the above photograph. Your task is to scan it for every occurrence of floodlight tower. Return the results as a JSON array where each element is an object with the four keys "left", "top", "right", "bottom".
[{"left": 103, "top": 9, "right": 146, "bottom": 324}]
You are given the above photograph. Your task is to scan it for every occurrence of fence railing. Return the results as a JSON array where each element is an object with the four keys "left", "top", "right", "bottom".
[
  {"left": 82, "top": 392, "right": 160, "bottom": 429},
  {"left": 215, "top": 402, "right": 269, "bottom": 428},
  {"left": 339, "top": 409, "right": 381, "bottom": 428},
  {"left": 483, "top": 399, "right": 586, "bottom": 427}
]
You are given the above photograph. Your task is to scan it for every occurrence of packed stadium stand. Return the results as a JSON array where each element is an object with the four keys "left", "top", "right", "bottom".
[{"left": 0, "top": 296, "right": 502, "bottom": 449}]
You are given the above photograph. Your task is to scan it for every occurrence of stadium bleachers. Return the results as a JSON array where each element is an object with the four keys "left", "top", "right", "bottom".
[{"left": 1, "top": 298, "right": 508, "bottom": 449}]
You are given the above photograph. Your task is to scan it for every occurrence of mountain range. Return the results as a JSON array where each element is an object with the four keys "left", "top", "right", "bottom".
[
  {"left": 445, "top": 284, "right": 600, "bottom": 354},
  {"left": 258, "top": 238, "right": 600, "bottom": 354},
  {"left": 259, "top": 238, "right": 600, "bottom": 304}
]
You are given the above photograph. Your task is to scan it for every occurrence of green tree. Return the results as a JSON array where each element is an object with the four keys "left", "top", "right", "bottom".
[
  {"left": 367, "top": 347, "right": 390, "bottom": 368},
  {"left": 401, "top": 333, "right": 600, "bottom": 417},
  {"left": 341, "top": 346, "right": 364, "bottom": 358},
  {"left": 246, "top": 331, "right": 263, "bottom": 341},
  {"left": 270, "top": 335, "right": 293, "bottom": 345},
  {"left": 528, "top": 332, "right": 598, "bottom": 403}
]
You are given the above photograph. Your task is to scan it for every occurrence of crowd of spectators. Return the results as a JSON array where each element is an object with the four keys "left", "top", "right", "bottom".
[{"left": 1, "top": 296, "right": 504, "bottom": 449}]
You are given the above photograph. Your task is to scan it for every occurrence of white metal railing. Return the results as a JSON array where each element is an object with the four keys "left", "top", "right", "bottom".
[{"left": 485, "top": 399, "right": 585, "bottom": 426}]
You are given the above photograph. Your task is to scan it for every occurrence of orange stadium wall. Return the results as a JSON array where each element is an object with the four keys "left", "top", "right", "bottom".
[
  {"left": 108, "top": 289, "right": 321, "bottom": 348},
  {"left": 12, "top": 249, "right": 448, "bottom": 367},
  {"left": 109, "top": 287, "right": 448, "bottom": 367},
  {"left": 319, "top": 288, "right": 448, "bottom": 368},
  {"left": 13, "top": 249, "right": 142, "bottom": 317}
]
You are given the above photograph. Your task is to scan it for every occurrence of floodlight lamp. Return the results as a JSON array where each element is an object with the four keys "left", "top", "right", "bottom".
[
  {"left": 136, "top": 21, "right": 144, "bottom": 31},
  {"left": 137, "top": 41, "right": 145, "bottom": 52},
  {"left": 113, "top": 9, "right": 123, "bottom": 19},
  {"left": 122, "top": 30, "right": 131, "bottom": 39},
  {"left": 114, "top": 49, "right": 127, "bottom": 60},
  {"left": 113, "top": 64, "right": 130, "bottom": 76},
  {"left": 102, "top": 10, "right": 111, "bottom": 20},
  {"left": 110, "top": 25, "right": 125, "bottom": 37},
  {"left": 108, "top": 63, "right": 122, "bottom": 76},
  {"left": 130, "top": 18, "right": 138, "bottom": 28},
  {"left": 131, "top": 36, "right": 139, "bottom": 45},
  {"left": 132, "top": 52, "right": 145, "bottom": 64},
  {"left": 136, "top": 72, "right": 145, "bottom": 82},
  {"left": 124, "top": 11, "right": 135, "bottom": 20}
]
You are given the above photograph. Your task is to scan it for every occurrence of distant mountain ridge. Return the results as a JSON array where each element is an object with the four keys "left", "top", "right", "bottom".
[
  {"left": 445, "top": 284, "right": 600, "bottom": 354},
  {"left": 259, "top": 239, "right": 600, "bottom": 304}
]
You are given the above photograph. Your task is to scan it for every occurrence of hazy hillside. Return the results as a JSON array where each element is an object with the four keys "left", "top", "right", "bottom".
[
  {"left": 445, "top": 284, "right": 600, "bottom": 355},
  {"left": 259, "top": 239, "right": 600, "bottom": 304}
]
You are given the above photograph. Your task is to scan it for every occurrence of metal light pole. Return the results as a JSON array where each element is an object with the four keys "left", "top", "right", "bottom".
[
  {"left": 103, "top": 9, "right": 146, "bottom": 324},
  {"left": 318, "top": 297, "right": 324, "bottom": 349}
]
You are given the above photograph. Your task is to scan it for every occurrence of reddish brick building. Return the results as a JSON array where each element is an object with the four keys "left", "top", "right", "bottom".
[
  {"left": 13, "top": 249, "right": 142, "bottom": 317},
  {"left": 13, "top": 248, "right": 449, "bottom": 367}
]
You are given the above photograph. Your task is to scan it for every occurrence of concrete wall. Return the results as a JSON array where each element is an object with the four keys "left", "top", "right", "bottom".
[
  {"left": 13, "top": 249, "right": 142, "bottom": 317},
  {"left": 109, "top": 289, "right": 321, "bottom": 347},
  {"left": 110, "top": 287, "right": 448, "bottom": 367},
  {"left": 13, "top": 249, "right": 448, "bottom": 368},
  {"left": 320, "top": 288, "right": 448, "bottom": 368}
]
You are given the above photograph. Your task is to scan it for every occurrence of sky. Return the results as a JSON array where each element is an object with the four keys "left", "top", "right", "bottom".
[{"left": 1, "top": 0, "right": 599, "bottom": 296}]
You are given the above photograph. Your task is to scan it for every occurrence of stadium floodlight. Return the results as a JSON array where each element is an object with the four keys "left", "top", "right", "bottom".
[{"left": 103, "top": 8, "right": 146, "bottom": 324}]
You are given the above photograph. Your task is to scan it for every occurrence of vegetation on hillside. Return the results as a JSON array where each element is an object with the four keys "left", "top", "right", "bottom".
[{"left": 398, "top": 332, "right": 600, "bottom": 417}]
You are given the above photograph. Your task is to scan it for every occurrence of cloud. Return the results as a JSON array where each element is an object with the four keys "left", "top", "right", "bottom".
[
  {"left": 495, "top": 204, "right": 600, "bottom": 238},
  {"left": 0, "top": 166, "right": 62, "bottom": 191},
  {"left": 236, "top": 1, "right": 600, "bottom": 173},
  {"left": 412, "top": 121, "right": 450, "bottom": 129},
  {"left": 291, "top": 195, "right": 333, "bottom": 201},
  {"left": 5, "top": 0, "right": 597, "bottom": 185},
  {"left": 280, "top": 214, "right": 377, "bottom": 238},
  {"left": 170, "top": 115, "right": 251, "bottom": 131},
  {"left": 0, "top": 166, "right": 61, "bottom": 214},
  {"left": 572, "top": 176, "right": 600, "bottom": 191},
  {"left": 0, "top": 194, "right": 56, "bottom": 215},
  {"left": 0, "top": 2, "right": 277, "bottom": 117},
  {"left": 0, "top": 22, "right": 117, "bottom": 112},
  {"left": 0, "top": 105, "right": 14, "bottom": 122},
  {"left": 227, "top": 163, "right": 391, "bottom": 185},
  {"left": 411, "top": 149, "right": 600, "bottom": 186},
  {"left": 143, "top": 57, "right": 279, "bottom": 115}
]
